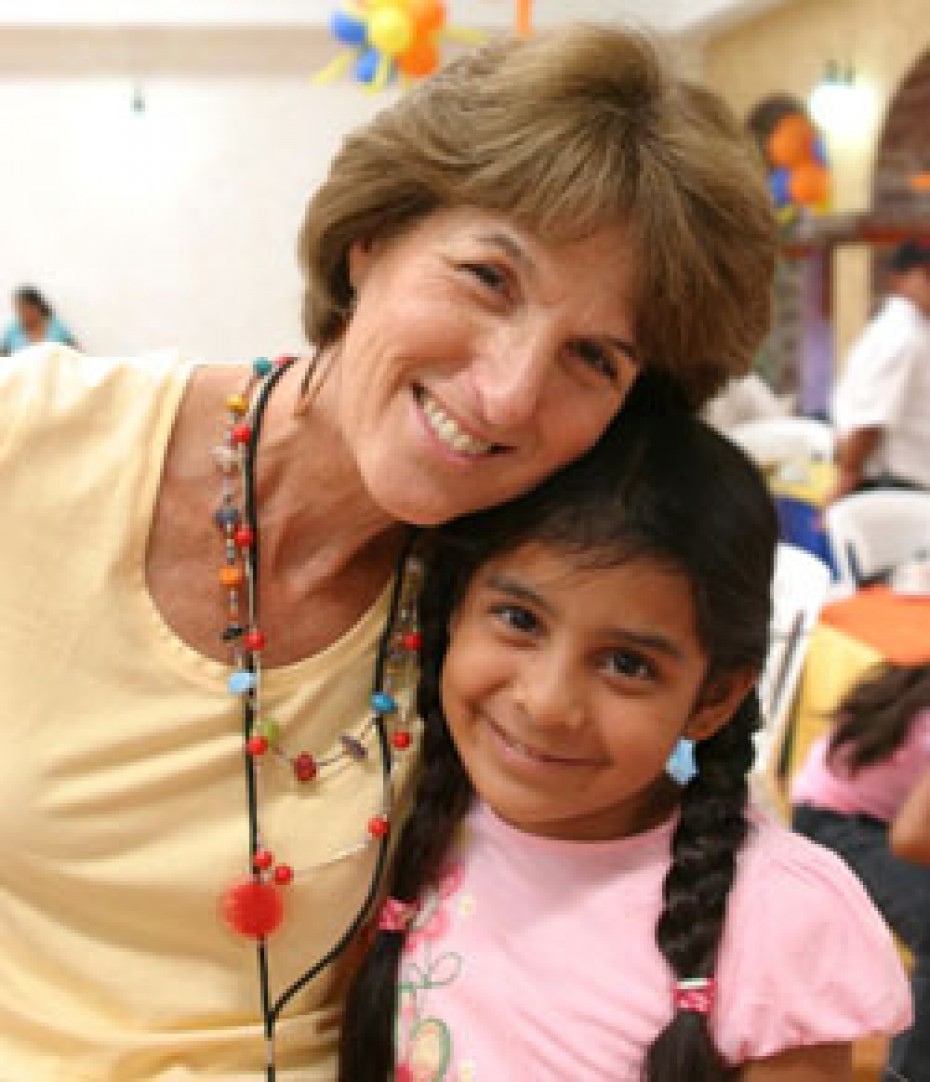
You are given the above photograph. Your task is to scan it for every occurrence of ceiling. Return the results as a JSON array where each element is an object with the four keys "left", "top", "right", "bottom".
[{"left": 0, "top": 0, "right": 787, "bottom": 38}]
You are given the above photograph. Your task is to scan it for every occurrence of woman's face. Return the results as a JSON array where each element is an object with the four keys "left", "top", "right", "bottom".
[{"left": 319, "top": 207, "right": 640, "bottom": 525}]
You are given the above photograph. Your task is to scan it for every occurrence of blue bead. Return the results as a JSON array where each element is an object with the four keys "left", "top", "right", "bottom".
[
  {"left": 228, "top": 671, "right": 257, "bottom": 695},
  {"left": 371, "top": 691, "right": 397, "bottom": 715},
  {"left": 253, "top": 357, "right": 273, "bottom": 377},
  {"left": 665, "top": 738, "right": 698, "bottom": 786},
  {"left": 214, "top": 505, "right": 241, "bottom": 529}
]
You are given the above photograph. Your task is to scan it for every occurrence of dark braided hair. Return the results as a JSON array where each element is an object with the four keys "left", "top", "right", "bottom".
[{"left": 339, "top": 371, "right": 777, "bottom": 1081}]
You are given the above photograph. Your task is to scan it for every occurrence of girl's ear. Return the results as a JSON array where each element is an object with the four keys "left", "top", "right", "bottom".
[{"left": 684, "top": 668, "right": 757, "bottom": 743}]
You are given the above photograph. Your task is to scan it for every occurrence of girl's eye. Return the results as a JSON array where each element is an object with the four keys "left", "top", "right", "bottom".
[
  {"left": 463, "top": 262, "right": 509, "bottom": 294},
  {"left": 492, "top": 604, "right": 539, "bottom": 635},
  {"left": 604, "top": 650, "right": 654, "bottom": 681},
  {"left": 570, "top": 340, "right": 620, "bottom": 382}
]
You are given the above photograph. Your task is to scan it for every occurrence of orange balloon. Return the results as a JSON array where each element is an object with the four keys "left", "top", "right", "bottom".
[
  {"left": 789, "top": 161, "right": 831, "bottom": 206},
  {"left": 767, "top": 114, "right": 815, "bottom": 169},
  {"left": 406, "top": 0, "right": 445, "bottom": 36},
  {"left": 398, "top": 35, "right": 439, "bottom": 78}
]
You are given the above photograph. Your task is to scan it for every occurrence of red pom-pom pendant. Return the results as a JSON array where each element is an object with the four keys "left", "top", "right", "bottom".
[{"left": 221, "top": 878, "right": 285, "bottom": 939}]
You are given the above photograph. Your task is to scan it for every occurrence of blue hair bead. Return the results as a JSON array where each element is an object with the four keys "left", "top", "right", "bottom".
[{"left": 371, "top": 691, "right": 397, "bottom": 715}]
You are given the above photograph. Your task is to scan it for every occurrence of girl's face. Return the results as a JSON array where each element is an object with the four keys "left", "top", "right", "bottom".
[
  {"left": 441, "top": 543, "right": 751, "bottom": 842},
  {"left": 317, "top": 207, "right": 639, "bottom": 526}
]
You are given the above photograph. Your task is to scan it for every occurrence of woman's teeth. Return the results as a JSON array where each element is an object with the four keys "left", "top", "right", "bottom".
[{"left": 420, "top": 392, "right": 493, "bottom": 456}]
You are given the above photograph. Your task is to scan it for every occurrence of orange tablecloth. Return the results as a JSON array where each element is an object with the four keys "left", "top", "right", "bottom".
[{"left": 818, "top": 585, "right": 930, "bottom": 664}]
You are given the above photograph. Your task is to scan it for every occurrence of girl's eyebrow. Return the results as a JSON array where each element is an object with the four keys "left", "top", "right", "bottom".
[
  {"left": 474, "top": 231, "right": 638, "bottom": 362},
  {"left": 483, "top": 571, "right": 684, "bottom": 660}
]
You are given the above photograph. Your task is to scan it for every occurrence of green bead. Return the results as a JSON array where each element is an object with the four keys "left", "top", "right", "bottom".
[
  {"left": 257, "top": 718, "right": 281, "bottom": 746},
  {"left": 253, "top": 357, "right": 273, "bottom": 377}
]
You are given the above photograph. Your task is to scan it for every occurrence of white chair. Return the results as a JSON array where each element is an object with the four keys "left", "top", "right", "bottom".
[
  {"left": 824, "top": 489, "right": 930, "bottom": 588},
  {"left": 730, "top": 417, "right": 835, "bottom": 469},
  {"left": 753, "top": 543, "right": 833, "bottom": 809}
]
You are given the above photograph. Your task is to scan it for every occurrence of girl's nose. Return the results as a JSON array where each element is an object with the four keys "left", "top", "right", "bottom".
[{"left": 516, "top": 654, "right": 586, "bottom": 733}]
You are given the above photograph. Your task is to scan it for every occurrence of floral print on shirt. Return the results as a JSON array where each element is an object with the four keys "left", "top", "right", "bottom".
[{"left": 395, "top": 860, "right": 477, "bottom": 1082}]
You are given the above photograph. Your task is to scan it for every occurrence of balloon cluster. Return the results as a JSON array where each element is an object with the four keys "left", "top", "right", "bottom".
[
  {"left": 766, "top": 113, "right": 832, "bottom": 217},
  {"left": 318, "top": 1, "right": 470, "bottom": 90}
]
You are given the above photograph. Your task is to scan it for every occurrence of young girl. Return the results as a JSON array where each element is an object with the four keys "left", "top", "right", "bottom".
[
  {"left": 340, "top": 379, "right": 910, "bottom": 1081},
  {"left": 793, "top": 661, "right": 930, "bottom": 1081}
]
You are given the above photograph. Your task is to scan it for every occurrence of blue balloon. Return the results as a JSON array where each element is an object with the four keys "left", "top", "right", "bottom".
[
  {"left": 769, "top": 167, "right": 792, "bottom": 208},
  {"left": 355, "top": 48, "right": 381, "bottom": 84},
  {"left": 331, "top": 9, "right": 367, "bottom": 46}
]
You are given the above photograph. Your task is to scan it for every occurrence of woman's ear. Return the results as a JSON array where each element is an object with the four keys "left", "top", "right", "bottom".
[
  {"left": 684, "top": 668, "right": 757, "bottom": 743},
  {"left": 347, "top": 236, "right": 379, "bottom": 292}
]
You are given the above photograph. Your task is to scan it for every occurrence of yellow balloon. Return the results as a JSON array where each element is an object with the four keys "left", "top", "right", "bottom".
[{"left": 368, "top": 6, "right": 414, "bottom": 56}]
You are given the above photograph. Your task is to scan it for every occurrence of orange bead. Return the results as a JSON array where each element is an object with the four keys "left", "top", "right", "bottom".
[{"left": 219, "top": 565, "right": 244, "bottom": 588}]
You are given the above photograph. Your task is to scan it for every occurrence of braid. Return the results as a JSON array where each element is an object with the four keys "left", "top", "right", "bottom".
[
  {"left": 338, "top": 553, "right": 473, "bottom": 1082},
  {"left": 644, "top": 692, "right": 760, "bottom": 1081}
]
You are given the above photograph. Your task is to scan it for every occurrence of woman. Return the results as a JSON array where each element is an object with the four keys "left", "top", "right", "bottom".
[
  {"left": 1, "top": 283, "right": 77, "bottom": 354},
  {"left": 0, "top": 26, "right": 775, "bottom": 1081}
]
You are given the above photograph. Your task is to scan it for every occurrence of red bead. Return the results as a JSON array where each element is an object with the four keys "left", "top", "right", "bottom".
[
  {"left": 253, "top": 848, "right": 274, "bottom": 871},
  {"left": 221, "top": 878, "right": 284, "bottom": 939},
  {"left": 274, "top": 354, "right": 293, "bottom": 369},
  {"left": 246, "top": 735, "right": 269, "bottom": 757},
  {"left": 391, "top": 730, "right": 412, "bottom": 750},
  {"left": 231, "top": 422, "right": 251, "bottom": 446},
  {"left": 234, "top": 525, "right": 254, "bottom": 548},
  {"left": 400, "top": 630, "right": 422, "bottom": 652},
  {"left": 244, "top": 629, "right": 267, "bottom": 652},
  {"left": 293, "top": 752, "right": 317, "bottom": 783},
  {"left": 368, "top": 815, "right": 390, "bottom": 839},
  {"left": 273, "top": 864, "right": 294, "bottom": 886}
]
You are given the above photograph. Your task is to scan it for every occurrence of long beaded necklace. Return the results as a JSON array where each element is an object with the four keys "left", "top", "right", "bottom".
[{"left": 213, "top": 355, "right": 421, "bottom": 1078}]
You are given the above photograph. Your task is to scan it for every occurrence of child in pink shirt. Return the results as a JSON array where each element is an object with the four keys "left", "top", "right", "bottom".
[
  {"left": 340, "top": 379, "right": 910, "bottom": 1081},
  {"left": 793, "top": 661, "right": 930, "bottom": 1080}
]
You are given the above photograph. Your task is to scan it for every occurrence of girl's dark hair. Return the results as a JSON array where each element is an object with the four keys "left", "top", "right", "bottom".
[
  {"left": 14, "top": 285, "right": 53, "bottom": 318},
  {"left": 828, "top": 661, "right": 930, "bottom": 773},
  {"left": 339, "top": 371, "right": 777, "bottom": 1081}
]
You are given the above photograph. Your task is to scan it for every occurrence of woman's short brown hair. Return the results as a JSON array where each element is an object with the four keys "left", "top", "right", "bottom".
[{"left": 298, "top": 25, "right": 776, "bottom": 407}]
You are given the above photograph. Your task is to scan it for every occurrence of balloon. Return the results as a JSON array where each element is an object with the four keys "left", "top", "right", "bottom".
[
  {"left": 407, "top": 0, "right": 446, "bottom": 36},
  {"left": 767, "top": 114, "right": 814, "bottom": 169},
  {"left": 768, "top": 167, "right": 792, "bottom": 209},
  {"left": 812, "top": 133, "right": 829, "bottom": 167},
  {"left": 368, "top": 5, "right": 415, "bottom": 57},
  {"left": 330, "top": 9, "right": 367, "bottom": 46},
  {"left": 398, "top": 36, "right": 439, "bottom": 77},
  {"left": 355, "top": 48, "right": 381, "bottom": 84},
  {"left": 789, "top": 161, "right": 831, "bottom": 207}
]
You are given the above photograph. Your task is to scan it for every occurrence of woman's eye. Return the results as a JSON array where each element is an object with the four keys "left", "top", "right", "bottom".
[
  {"left": 571, "top": 340, "right": 619, "bottom": 382},
  {"left": 605, "top": 650, "right": 653, "bottom": 680},
  {"left": 492, "top": 604, "right": 538, "bottom": 634},
  {"left": 463, "top": 262, "right": 509, "bottom": 293}
]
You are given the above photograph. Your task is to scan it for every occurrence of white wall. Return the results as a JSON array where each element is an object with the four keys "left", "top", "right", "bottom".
[{"left": 0, "top": 27, "right": 395, "bottom": 361}]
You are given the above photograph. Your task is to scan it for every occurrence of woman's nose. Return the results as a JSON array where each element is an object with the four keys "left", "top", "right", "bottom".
[{"left": 471, "top": 326, "right": 554, "bottom": 430}]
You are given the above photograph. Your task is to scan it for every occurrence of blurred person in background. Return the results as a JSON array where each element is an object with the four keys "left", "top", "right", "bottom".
[
  {"left": 1, "top": 284, "right": 77, "bottom": 355},
  {"left": 829, "top": 240, "right": 930, "bottom": 502}
]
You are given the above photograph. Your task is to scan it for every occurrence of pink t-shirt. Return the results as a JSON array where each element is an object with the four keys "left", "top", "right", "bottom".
[
  {"left": 395, "top": 803, "right": 910, "bottom": 1081},
  {"left": 791, "top": 709, "right": 930, "bottom": 821}
]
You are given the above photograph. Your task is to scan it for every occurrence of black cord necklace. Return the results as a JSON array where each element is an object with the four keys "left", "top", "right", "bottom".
[{"left": 217, "top": 356, "right": 419, "bottom": 1078}]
